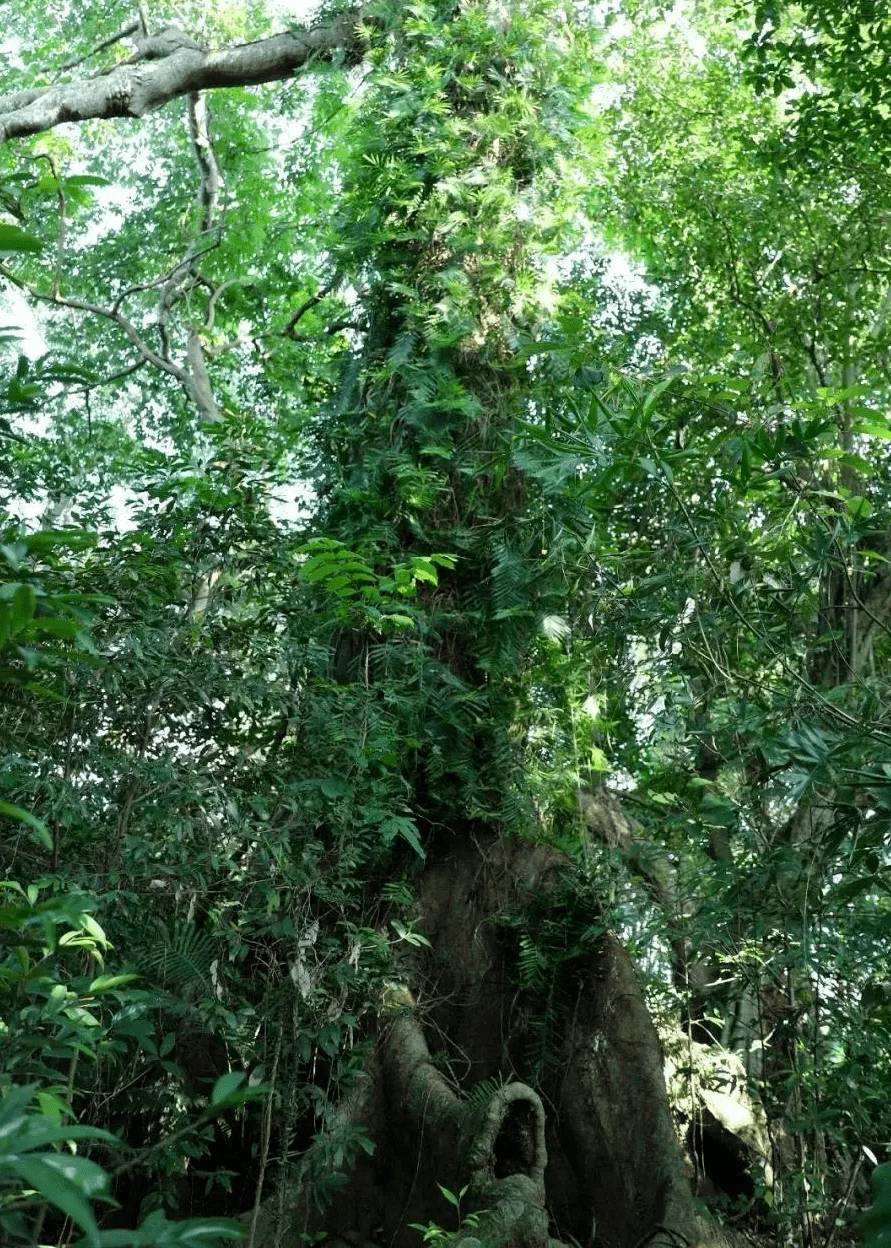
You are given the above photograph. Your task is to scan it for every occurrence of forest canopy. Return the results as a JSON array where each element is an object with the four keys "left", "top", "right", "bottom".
[{"left": 1, "top": 3, "right": 890, "bottom": 1248}]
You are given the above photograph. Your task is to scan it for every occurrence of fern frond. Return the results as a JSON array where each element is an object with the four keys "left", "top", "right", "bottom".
[
  {"left": 142, "top": 920, "right": 217, "bottom": 997},
  {"left": 466, "top": 1074, "right": 506, "bottom": 1105}
]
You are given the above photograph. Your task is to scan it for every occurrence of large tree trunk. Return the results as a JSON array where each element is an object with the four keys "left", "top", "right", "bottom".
[{"left": 246, "top": 831, "right": 718, "bottom": 1248}]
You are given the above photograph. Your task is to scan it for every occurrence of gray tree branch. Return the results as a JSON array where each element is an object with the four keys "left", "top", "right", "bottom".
[{"left": 0, "top": 9, "right": 374, "bottom": 146}]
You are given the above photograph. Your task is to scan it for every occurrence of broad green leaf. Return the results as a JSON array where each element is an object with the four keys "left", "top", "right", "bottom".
[
  {"left": 642, "top": 375, "right": 676, "bottom": 416},
  {"left": 0, "top": 1083, "right": 38, "bottom": 1128},
  {"left": 22, "top": 530, "right": 97, "bottom": 554},
  {"left": 76, "top": 1216, "right": 246, "bottom": 1246},
  {"left": 36, "top": 1091, "right": 66, "bottom": 1123},
  {"left": 210, "top": 1070, "right": 246, "bottom": 1106},
  {"left": 861, "top": 1162, "right": 891, "bottom": 1248},
  {"left": 0, "top": 223, "right": 43, "bottom": 252},
  {"left": 437, "top": 1183, "right": 461, "bottom": 1208},
  {"left": 846, "top": 495, "right": 872, "bottom": 517},
  {"left": 10, "top": 1118, "right": 118, "bottom": 1152},
  {"left": 87, "top": 973, "right": 140, "bottom": 993},
  {"left": 319, "top": 777, "right": 349, "bottom": 799},
  {"left": 0, "top": 801, "right": 51, "bottom": 849},
  {"left": 8, "top": 582, "right": 36, "bottom": 634},
  {"left": 816, "top": 383, "right": 870, "bottom": 402},
  {"left": 5, "top": 1153, "right": 104, "bottom": 1246},
  {"left": 854, "top": 422, "right": 891, "bottom": 440}
]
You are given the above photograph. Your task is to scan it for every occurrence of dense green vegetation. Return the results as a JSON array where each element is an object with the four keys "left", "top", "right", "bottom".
[{"left": 1, "top": 2, "right": 890, "bottom": 1246}]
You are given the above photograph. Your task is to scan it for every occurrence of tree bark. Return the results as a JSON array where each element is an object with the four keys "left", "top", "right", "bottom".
[{"left": 247, "top": 830, "right": 709, "bottom": 1248}]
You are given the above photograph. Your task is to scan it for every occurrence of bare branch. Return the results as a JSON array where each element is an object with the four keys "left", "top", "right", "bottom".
[
  {"left": 84, "top": 357, "right": 149, "bottom": 391},
  {"left": 53, "top": 17, "right": 143, "bottom": 75},
  {"left": 0, "top": 9, "right": 376, "bottom": 146},
  {"left": 284, "top": 282, "right": 336, "bottom": 337},
  {"left": 186, "top": 323, "right": 220, "bottom": 422},
  {"left": 22, "top": 284, "right": 191, "bottom": 387},
  {"left": 109, "top": 242, "right": 219, "bottom": 315},
  {"left": 205, "top": 278, "right": 244, "bottom": 331},
  {"left": 188, "top": 93, "right": 222, "bottom": 235}
]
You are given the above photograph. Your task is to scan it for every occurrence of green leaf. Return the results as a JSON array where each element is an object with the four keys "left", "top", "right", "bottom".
[
  {"left": 642, "top": 375, "right": 676, "bottom": 416},
  {"left": 846, "top": 495, "right": 872, "bottom": 517},
  {"left": 8, "top": 582, "right": 36, "bottom": 634},
  {"left": 0, "top": 801, "right": 51, "bottom": 849},
  {"left": 853, "top": 422, "right": 891, "bottom": 440},
  {"left": 379, "top": 816, "right": 425, "bottom": 859},
  {"left": 0, "top": 542, "right": 27, "bottom": 571},
  {"left": 5, "top": 1153, "right": 105, "bottom": 1246},
  {"left": 0, "top": 1083, "right": 38, "bottom": 1127},
  {"left": 87, "top": 973, "right": 140, "bottom": 993},
  {"left": 210, "top": 1071, "right": 246, "bottom": 1107},
  {"left": 589, "top": 746, "right": 611, "bottom": 773},
  {"left": 8, "top": 1119, "right": 119, "bottom": 1153},
  {"left": 861, "top": 1162, "right": 891, "bottom": 1248},
  {"left": 0, "top": 223, "right": 43, "bottom": 252},
  {"left": 837, "top": 452, "right": 875, "bottom": 475},
  {"left": 22, "top": 530, "right": 97, "bottom": 554},
  {"left": 816, "top": 383, "right": 870, "bottom": 402},
  {"left": 74, "top": 1212, "right": 247, "bottom": 1246}
]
